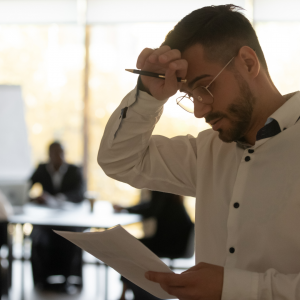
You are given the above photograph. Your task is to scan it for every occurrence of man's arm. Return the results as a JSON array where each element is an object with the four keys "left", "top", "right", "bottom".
[
  {"left": 98, "top": 46, "right": 197, "bottom": 196},
  {"left": 146, "top": 264, "right": 300, "bottom": 300},
  {"left": 98, "top": 86, "right": 197, "bottom": 196}
]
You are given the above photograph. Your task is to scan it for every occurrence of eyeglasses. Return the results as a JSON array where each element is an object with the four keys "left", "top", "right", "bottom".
[{"left": 176, "top": 57, "right": 235, "bottom": 113}]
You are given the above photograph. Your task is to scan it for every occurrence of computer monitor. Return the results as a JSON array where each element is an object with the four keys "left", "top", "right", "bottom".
[{"left": 0, "top": 181, "right": 29, "bottom": 206}]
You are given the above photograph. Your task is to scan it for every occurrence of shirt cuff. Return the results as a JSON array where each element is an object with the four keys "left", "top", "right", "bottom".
[
  {"left": 221, "top": 268, "right": 259, "bottom": 300},
  {"left": 131, "top": 88, "right": 168, "bottom": 116}
]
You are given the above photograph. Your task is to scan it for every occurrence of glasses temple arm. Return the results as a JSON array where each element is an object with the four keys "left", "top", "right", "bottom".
[{"left": 207, "top": 57, "right": 235, "bottom": 88}]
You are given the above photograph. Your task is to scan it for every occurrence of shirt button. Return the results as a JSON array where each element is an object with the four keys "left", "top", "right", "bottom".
[
  {"left": 245, "top": 156, "right": 251, "bottom": 162},
  {"left": 248, "top": 149, "right": 254, "bottom": 154},
  {"left": 229, "top": 247, "right": 235, "bottom": 253},
  {"left": 233, "top": 202, "right": 240, "bottom": 208}
]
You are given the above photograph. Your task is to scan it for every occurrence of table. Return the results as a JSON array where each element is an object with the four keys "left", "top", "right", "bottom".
[
  {"left": 10, "top": 200, "right": 141, "bottom": 228},
  {"left": 8, "top": 200, "right": 142, "bottom": 300}
]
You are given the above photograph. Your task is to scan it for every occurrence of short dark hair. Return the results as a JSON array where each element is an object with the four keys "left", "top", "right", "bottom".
[
  {"left": 162, "top": 4, "right": 269, "bottom": 76},
  {"left": 48, "top": 141, "right": 63, "bottom": 152}
]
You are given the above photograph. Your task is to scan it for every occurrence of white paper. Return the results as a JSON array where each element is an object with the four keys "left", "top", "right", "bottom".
[{"left": 55, "top": 225, "right": 176, "bottom": 299}]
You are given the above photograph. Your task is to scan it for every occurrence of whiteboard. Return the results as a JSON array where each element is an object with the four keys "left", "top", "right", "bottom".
[{"left": 0, "top": 85, "right": 32, "bottom": 181}]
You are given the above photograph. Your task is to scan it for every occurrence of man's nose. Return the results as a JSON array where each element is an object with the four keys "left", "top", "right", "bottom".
[{"left": 194, "top": 101, "right": 212, "bottom": 118}]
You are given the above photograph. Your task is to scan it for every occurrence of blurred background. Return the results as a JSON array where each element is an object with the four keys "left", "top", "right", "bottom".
[
  {"left": 0, "top": 0, "right": 299, "bottom": 212},
  {"left": 1, "top": 0, "right": 300, "bottom": 299}
]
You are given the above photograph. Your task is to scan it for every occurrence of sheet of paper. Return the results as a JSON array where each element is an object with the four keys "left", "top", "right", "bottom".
[{"left": 55, "top": 225, "right": 176, "bottom": 299}]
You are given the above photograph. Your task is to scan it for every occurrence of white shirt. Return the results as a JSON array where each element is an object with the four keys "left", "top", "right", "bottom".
[
  {"left": 45, "top": 163, "right": 68, "bottom": 206},
  {"left": 98, "top": 86, "right": 300, "bottom": 300},
  {"left": 46, "top": 163, "right": 68, "bottom": 192}
]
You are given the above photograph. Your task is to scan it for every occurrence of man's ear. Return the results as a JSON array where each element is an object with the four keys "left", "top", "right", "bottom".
[{"left": 237, "top": 46, "right": 260, "bottom": 79}]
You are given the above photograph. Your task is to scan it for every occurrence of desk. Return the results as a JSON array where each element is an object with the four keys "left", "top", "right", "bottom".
[
  {"left": 10, "top": 200, "right": 141, "bottom": 228},
  {"left": 8, "top": 200, "right": 141, "bottom": 300}
]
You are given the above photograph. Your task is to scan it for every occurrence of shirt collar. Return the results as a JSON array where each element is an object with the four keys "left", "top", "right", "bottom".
[
  {"left": 47, "top": 162, "right": 68, "bottom": 175},
  {"left": 236, "top": 91, "right": 300, "bottom": 149},
  {"left": 268, "top": 91, "right": 300, "bottom": 131}
]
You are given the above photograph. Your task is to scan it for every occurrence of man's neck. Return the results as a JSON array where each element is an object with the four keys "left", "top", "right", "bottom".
[
  {"left": 243, "top": 89, "right": 287, "bottom": 145},
  {"left": 50, "top": 162, "right": 64, "bottom": 172}
]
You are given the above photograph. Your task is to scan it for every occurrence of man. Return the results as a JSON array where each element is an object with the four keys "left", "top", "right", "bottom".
[
  {"left": 30, "top": 141, "right": 85, "bottom": 293},
  {"left": 98, "top": 5, "right": 300, "bottom": 300},
  {"left": 30, "top": 141, "right": 84, "bottom": 206}
]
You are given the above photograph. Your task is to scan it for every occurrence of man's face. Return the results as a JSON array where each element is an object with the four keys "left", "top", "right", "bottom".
[
  {"left": 181, "top": 44, "right": 256, "bottom": 143},
  {"left": 49, "top": 144, "right": 65, "bottom": 168}
]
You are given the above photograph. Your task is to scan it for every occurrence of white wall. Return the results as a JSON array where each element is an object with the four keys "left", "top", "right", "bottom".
[{"left": 0, "top": 85, "right": 32, "bottom": 180}]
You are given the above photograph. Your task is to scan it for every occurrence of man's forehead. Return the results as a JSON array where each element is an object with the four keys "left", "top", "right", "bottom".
[{"left": 181, "top": 44, "right": 220, "bottom": 90}]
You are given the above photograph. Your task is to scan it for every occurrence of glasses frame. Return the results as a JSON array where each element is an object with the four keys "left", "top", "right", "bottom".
[{"left": 176, "top": 56, "right": 235, "bottom": 113}]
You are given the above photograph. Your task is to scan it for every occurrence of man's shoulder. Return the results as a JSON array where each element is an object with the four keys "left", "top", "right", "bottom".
[
  {"left": 36, "top": 163, "right": 47, "bottom": 170},
  {"left": 66, "top": 164, "right": 82, "bottom": 173}
]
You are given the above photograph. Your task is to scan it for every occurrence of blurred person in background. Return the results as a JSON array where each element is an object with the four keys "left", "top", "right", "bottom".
[
  {"left": 29, "top": 141, "right": 85, "bottom": 294},
  {"left": 30, "top": 141, "right": 84, "bottom": 207},
  {"left": 114, "top": 190, "right": 194, "bottom": 300}
]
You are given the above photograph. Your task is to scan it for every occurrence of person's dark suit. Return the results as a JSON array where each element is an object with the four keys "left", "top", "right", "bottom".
[
  {"left": 127, "top": 191, "right": 193, "bottom": 258},
  {"left": 29, "top": 163, "right": 85, "bottom": 289}
]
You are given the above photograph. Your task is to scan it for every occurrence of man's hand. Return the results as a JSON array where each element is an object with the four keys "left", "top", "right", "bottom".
[
  {"left": 136, "top": 45, "right": 188, "bottom": 100},
  {"left": 30, "top": 194, "right": 46, "bottom": 204},
  {"left": 145, "top": 262, "right": 224, "bottom": 300}
]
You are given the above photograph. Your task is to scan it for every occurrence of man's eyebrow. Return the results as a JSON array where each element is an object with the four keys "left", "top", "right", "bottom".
[{"left": 187, "top": 74, "right": 210, "bottom": 89}]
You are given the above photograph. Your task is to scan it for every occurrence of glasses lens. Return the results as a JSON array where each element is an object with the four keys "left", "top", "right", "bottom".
[
  {"left": 176, "top": 96, "right": 194, "bottom": 113},
  {"left": 193, "top": 86, "right": 213, "bottom": 104}
]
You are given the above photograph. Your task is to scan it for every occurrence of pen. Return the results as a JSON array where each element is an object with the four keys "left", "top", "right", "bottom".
[{"left": 125, "top": 69, "right": 187, "bottom": 83}]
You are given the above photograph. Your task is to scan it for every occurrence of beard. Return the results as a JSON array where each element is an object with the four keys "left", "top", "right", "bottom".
[{"left": 205, "top": 71, "right": 256, "bottom": 143}]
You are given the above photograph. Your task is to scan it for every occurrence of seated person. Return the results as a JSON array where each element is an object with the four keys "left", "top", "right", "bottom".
[
  {"left": 29, "top": 141, "right": 85, "bottom": 293},
  {"left": 114, "top": 190, "right": 194, "bottom": 300}
]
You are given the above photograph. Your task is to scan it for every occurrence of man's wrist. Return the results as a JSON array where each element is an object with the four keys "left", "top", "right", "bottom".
[{"left": 138, "top": 75, "right": 152, "bottom": 96}]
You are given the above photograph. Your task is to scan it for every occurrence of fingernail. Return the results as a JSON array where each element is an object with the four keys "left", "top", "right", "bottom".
[{"left": 145, "top": 272, "right": 150, "bottom": 279}]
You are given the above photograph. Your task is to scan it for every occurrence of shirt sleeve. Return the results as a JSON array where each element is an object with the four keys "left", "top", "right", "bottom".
[
  {"left": 98, "top": 85, "right": 198, "bottom": 197},
  {"left": 222, "top": 267, "right": 300, "bottom": 300}
]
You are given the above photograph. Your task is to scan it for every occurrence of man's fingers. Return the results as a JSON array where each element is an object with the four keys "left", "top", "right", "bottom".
[
  {"left": 135, "top": 45, "right": 187, "bottom": 100},
  {"left": 149, "top": 48, "right": 181, "bottom": 65},
  {"left": 160, "top": 284, "right": 186, "bottom": 298},
  {"left": 147, "top": 45, "right": 172, "bottom": 63},
  {"left": 136, "top": 48, "right": 154, "bottom": 69},
  {"left": 182, "top": 262, "right": 212, "bottom": 274},
  {"left": 158, "top": 48, "right": 181, "bottom": 64},
  {"left": 151, "top": 274, "right": 191, "bottom": 299},
  {"left": 145, "top": 271, "right": 185, "bottom": 287},
  {"left": 137, "top": 46, "right": 172, "bottom": 68},
  {"left": 168, "top": 59, "right": 188, "bottom": 79},
  {"left": 162, "top": 59, "right": 188, "bottom": 93}
]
